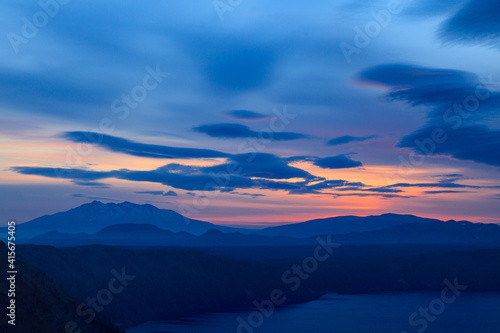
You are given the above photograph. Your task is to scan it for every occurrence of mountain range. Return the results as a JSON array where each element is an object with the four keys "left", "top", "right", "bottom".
[
  {"left": 9, "top": 200, "right": 239, "bottom": 239},
  {"left": 3, "top": 201, "right": 500, "bottom": 248}
]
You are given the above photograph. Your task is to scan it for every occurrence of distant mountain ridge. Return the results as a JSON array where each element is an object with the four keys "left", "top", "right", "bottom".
[
  {"left": 28, "top": 220, "right": 500, "bottom": 248},
  {"left": 259, "top": 213, "right": 447, "bottom": 238},
  {"left": 28, "top": 223, "right": 311, "bottom": 247},
  {"left": 11, "top": 200, "right": 243, "bottom": 239},
  {"left": 4, "top": 201, "right": 499, "bottom": 248}
]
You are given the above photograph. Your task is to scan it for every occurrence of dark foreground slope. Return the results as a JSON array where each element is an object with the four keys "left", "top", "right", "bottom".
[
  {"left": 17, "top": 243, "right": 500, "bottom": 329},
  {"left": 0, "top": 242, "right": 123, "bottom": 333},
  {"left": 18, "top": 244, "right": 317, "bottom": 328}
]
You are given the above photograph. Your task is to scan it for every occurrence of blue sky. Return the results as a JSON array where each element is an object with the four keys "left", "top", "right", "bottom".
[{"left": 1, "top": 0, "right": 499, "bottom": 226}]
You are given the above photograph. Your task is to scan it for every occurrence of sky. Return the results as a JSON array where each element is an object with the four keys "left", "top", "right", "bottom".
[{"left": 1, "top": 0, "right": 500, "bottom": 226}]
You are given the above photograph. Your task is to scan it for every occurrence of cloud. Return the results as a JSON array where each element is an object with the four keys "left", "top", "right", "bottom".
[
  {"left": 71, "top": 194, "right": 120, "bottom": 201},
  {"left": 329, "top": 192, "right": 412, "bottom": 199},
  {"left": 402, "top": 0, "right": 467, "bottom": 17},
  {"left": 135, "top": 190, "right": 178, "bottom": 196},
  {"left": 203, "top": 153, "right": 319, "bottom": 180},
  {"left": 11, "top": 166, "right": 117, "bottom": 181},
  {"left": 232, "top": 192, "right": 266, "bottom": 198},
  {"left": 62, "top": 131, "right": 231, "bottom": 159},
  {"left": 10, "top": 162, "right": 361, "bottom": 195},
  {"left": 225, "top": 110, "right": 271, "bottom": 120},
  {"left": 11, "top": 162, "right": 424, "bottom": 199},
  {"left": 398, "top": 125, "right": 500, "bottom": 167},
  {"left": 438, "top": 0, "right": 500, "bottom": 47},
  {"left": 313, "top": 155, "right": 363, "bottom": 169},
  {"left": 359, "top": 64, "right": 475, "bottom": 91},
  {"left": 359, "top": 64, "right": 500, "bottom": 119},
  {"left": 385, "top": 182, "right": 500, "bottom": 190},
  {"left": 192, "top": 39, "right": 279, "bottom": 92},
  {"left": 163, "top": 190, "right": 178, "bottom": 196},
  {"left": 424, "top": 190, "right": 473, "bottom": 194},
  {"left": 432, "top": 173, "right": 465, "bottom": 183},
  {"left": 72, "top": 180, "right": 110, "bottom": 188},
  {"left": 433, "top": 173, "right": 464, "bottom": 178},
  {"left": 194, "top": 123, "right": 310, "bottom": 141},
  {"left": 359, "top": 64, "right": 500, "bottom": 168},
  {"left": 305, "top": 180, "right": 366, "bottom": 190},
  {"left": 362, "top": 187, "right": 403, "bottom": 193},
  {"left": 326, "top": 135, "right": 376, "bottom": 146},
  {"left": 0, "top": 68, "right": 121, "bottom": 121}
]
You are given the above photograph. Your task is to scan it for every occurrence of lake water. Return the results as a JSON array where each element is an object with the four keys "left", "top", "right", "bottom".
[{"left": 128, "top": 292, "right": 500, "bottom": 333}]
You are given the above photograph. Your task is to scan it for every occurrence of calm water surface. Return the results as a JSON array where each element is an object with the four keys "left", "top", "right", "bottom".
[{"left": 128, "top": 292, "right": 500, "bottom": 333}]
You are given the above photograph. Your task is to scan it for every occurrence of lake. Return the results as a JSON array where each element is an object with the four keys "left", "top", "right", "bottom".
[{"left": 128, "top": 292, "right": 500, "bottom": 333}]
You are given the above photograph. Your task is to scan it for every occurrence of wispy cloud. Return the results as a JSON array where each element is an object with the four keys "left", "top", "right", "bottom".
[
  {"left": 438, "top": 0, "right": 500, "bottom": 47},
  {"left": 194, "top": 123, "right": 310, "bottom": 141},
  {"left": 62, "top": 131, "right": 231, "bottom": 159},
  {"left": 359, "top": 63, "right": 500, "bottom": 167},
  {"left": 225, "top": 110, "right": 271, "bottom": 120},
  {"left": 326, "top": 135, "right": 376, "bottom": 146}
]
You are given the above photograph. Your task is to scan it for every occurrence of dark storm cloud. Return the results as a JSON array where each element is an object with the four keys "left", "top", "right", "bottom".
[
  {"left": 225, "top": 110, "right": 271, "bottom": 120},
  {"left": 326, "top": 135, "right": 376, "bottom": 146},
  {"left": 194, "top": 123, "right": 310, "bottom": 141},
  {"left": 62, "top": 131, "right": 231, "bottom": 159},
  {"left": 438, "top": 0, "right": 500, "bottom": 47},
  {"left": 313, "top": 155, "right": 363, "bottom": 169}
]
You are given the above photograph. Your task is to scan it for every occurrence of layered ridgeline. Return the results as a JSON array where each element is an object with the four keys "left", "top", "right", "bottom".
[
  {"left": 6, "top": 201, "right": 241, "bottom": 240},
  {"left": 6, "top": 201, "right": 500, "bottom": 247},
  {"left": 5, "top": 202, "right": 500, "bottom": 330}
]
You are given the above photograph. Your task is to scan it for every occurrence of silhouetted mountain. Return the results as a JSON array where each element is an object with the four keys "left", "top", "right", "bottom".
[
  {"left": 7, "top": 202, "right": 500, "bottom": 249},
  {"left": 329, "top": 220, "right": 500, "bottom": 246},
  {"left": 28, "top": 224, "right": 304, "bottom": 247},
  {"left": 25, "top": 216, "right": 500, "bottom": 248},
  {"left": 30, "top": 223, "right": 197, "bottom": 247},
  {"left": 10, "top": 201, "right": 246, "bottom": 239},
  {"left": 259, "top": 213, "right": 445, "bottom": 238}
]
